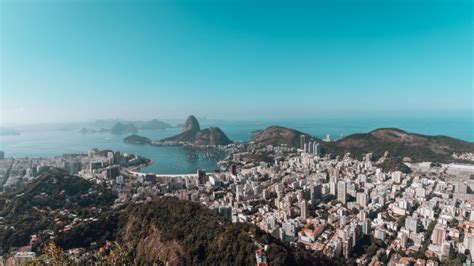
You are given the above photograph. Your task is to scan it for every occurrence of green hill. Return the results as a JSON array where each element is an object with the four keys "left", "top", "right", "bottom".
[
  {"left": 322, "top": 128, "right": 474, "bottom": 163},
  {"left": 0, "top": 168, "right": 116, "bottom": 254},
  {"left": 123, "top": 134, "right": 151, "bottom": 144},
  {"left": 54, "top": 197, "right": 341, "bottom": 265},
  {"left": 251, "top": 125, "right": 320, "bottom": 148}
]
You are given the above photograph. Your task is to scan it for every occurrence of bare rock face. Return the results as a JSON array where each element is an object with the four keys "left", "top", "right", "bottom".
[{"left": 182, "top": 115, "right": 200, "bottom": 133}]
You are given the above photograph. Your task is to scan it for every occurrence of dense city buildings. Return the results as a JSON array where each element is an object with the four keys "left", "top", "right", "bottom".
[{"left": 1, "top": 139, "right": 474, "bottom": 265}]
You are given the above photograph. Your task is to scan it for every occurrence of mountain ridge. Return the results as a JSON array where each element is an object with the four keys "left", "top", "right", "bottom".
[
  {"left": 250, "top": 126, "right": 473, "bottom": 172},
  {"left": 251, "top": 125, "right": 320, "bottom": 148}
]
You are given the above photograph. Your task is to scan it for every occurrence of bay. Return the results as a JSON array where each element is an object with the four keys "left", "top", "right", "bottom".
[{"left": 0, "top": 117, "right": 472, "bottom": 174}]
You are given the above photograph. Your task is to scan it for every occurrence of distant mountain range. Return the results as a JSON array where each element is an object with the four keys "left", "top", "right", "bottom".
[
  {"left": 110, "top": 122, "right": 138, "bottom": 135},
  {"left": 79, "top": 119, "right": 175, "bottom": 135},
  {"left": 139, "top": 119, "right": 172, "bottom": 130}
]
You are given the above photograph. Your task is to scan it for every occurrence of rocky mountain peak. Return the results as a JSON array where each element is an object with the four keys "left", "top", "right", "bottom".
[{"left": 182, "top": 115, "right": 200, "bottom": 132}]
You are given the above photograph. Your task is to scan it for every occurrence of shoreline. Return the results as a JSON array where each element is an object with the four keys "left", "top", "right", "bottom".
[{"left": 126, "top": 159, "right": 154, "bottom": 172}]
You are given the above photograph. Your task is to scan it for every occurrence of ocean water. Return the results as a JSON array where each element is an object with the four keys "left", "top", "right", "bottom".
[{"left": 1, "top": 117, "right": 472, "bottom": 174}]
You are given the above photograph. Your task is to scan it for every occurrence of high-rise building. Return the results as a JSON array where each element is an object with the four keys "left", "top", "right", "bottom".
[
  {"left": 337, "top": 181, "right": 347, "bottom": 204},
  {"left": 405, "top": 216, "right": 418, "bottom": 233},
  {"left": 356, "top": 192, "right": 368, "bottom": 207},
  {"left": 400, "top": 233, "right": 408, "bottom": 248},
  {"left": 300, "top": 135, "right": 306, "bottom": 150},
  {"left": 362, "top": 219, "right": 371, "bottom": 235},
  {"left": 374, "top": 228, "right": 386, "bottom": 241},
  {"left": 262, "top": 189, "right": 269, "bottom": 200},
  {"left": 431, "top": 225, "right": 446, "bottom": 246},
  {"left": 230, "top": 164, "right": 237, "bottom": 175},
  {"left": 197, "top": 169, "right": 207, "bottom": 185},
  {"left": 0, "top": 151, "right": 4, "bottom": 160},
  {"left": 300, "top": 200, "right": 307, "bottom": 220},
  {"left": 311, "top": 184, "right": 322, "bottom": 203},
  {"left": 236, "top": 184, "right": 243, "bottom": 201},
  {"left": 329, "top": 182, "right": 337, "bottom": 196},
  {"left": 342, "top": 238, "right": 352, "bottom": 259},
  {"left": 313, "top": 142, "right": 320, "bottom": 155},
  {"left": 218, "top": 206, "right": 232, "bottom": 220},
  {"left": 106, "top": 165, "right": 120, "bottom": 179},
  {"left": 392, "top": 171, "right": 403, "bottom": 184},
  {"left": 64, "top": 161, "right": 82, "bottom": 175}
]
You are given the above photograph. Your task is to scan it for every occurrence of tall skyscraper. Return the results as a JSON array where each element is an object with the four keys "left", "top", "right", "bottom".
[
  {"left": 329, "top": 182, "right": 337, "bottom": 195},
  {"left": 300, "top": 200, "right": 307, "bottom": 220},
  {"left": 311, "top": 184, "right": 322, "bottom": 203},
  {"left": 236, "top": 184, "right": 243, "bottom": 202},
  {"left": 230, "top": 164, "right": 237, "bottom": 175},
  {"left": 356, "top": 192, "right": 368, "bottom": 207},
  {"left": 0, "top": 151, "right": 4, "bottom": 160},
  {"left": 314, "top": 142, "right": 320, "bottom": 155},
  {"left": 337, "top": 181, "right": 347, "bottom": 204},
  {"left": 300, "top": 135, "right": 306, "bottom": 150},
  {"left": 197, "top": 169, "right": 207, "bottom": 185}
]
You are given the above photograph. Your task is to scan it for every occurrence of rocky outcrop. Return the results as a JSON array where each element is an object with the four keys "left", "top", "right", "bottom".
[
  {"left": 160, "top": 116, "right": 232, "bottom": 146},
  {"left": 182, "top": 115, "right": 200, "bottom": 133}
]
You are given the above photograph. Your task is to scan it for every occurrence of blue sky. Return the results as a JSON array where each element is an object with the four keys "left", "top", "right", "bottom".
[{"left": 0, "top": 0, "right": 472, "bottom": 124}]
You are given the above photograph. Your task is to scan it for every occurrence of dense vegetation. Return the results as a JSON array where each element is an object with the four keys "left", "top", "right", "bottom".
[
  {"left": 251, "top": 125, "right": 320, "bottom": 148},
  {"left": 2, "top": 170, "right": 342, "bottom": 265},
  {"left": 0, "top": 168, "right": 117, "bottom": 254},
  {"left": 55, "top": 197, "right": 343, "bottom": 265},
  {"left": 322, "top": 128, "right": 474, "bottom": 162},
  {"left": 320, "top": 128, "right": 474, "bottom": 172}
]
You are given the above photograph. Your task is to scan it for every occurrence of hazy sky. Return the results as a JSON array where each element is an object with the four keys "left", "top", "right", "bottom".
[{"left": 1, "top": 0, "right": 472, "bottom": 124}]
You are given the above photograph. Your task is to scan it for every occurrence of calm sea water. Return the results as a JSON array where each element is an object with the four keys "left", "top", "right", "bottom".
[{"left": 1, "top": 117, "right": 472, "bottom": 174}]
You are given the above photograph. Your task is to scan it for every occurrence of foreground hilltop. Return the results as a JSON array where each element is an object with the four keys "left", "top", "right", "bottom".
[
  {"left": 0, "top": 169, "right": 340, "bottom": 265},
  {"left": 55, "top": 197, "right": 339, "bottom": 265},
  {"left": 0, "top": 168, "right": 117, "bottom": 254},
  {"left": 160, "top": 115, "right": 233, "bottom": 146}
]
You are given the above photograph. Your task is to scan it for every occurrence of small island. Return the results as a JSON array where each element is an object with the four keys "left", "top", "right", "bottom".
[{"left": 123, "top": 134, "right": 151, "bottom": 144}]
